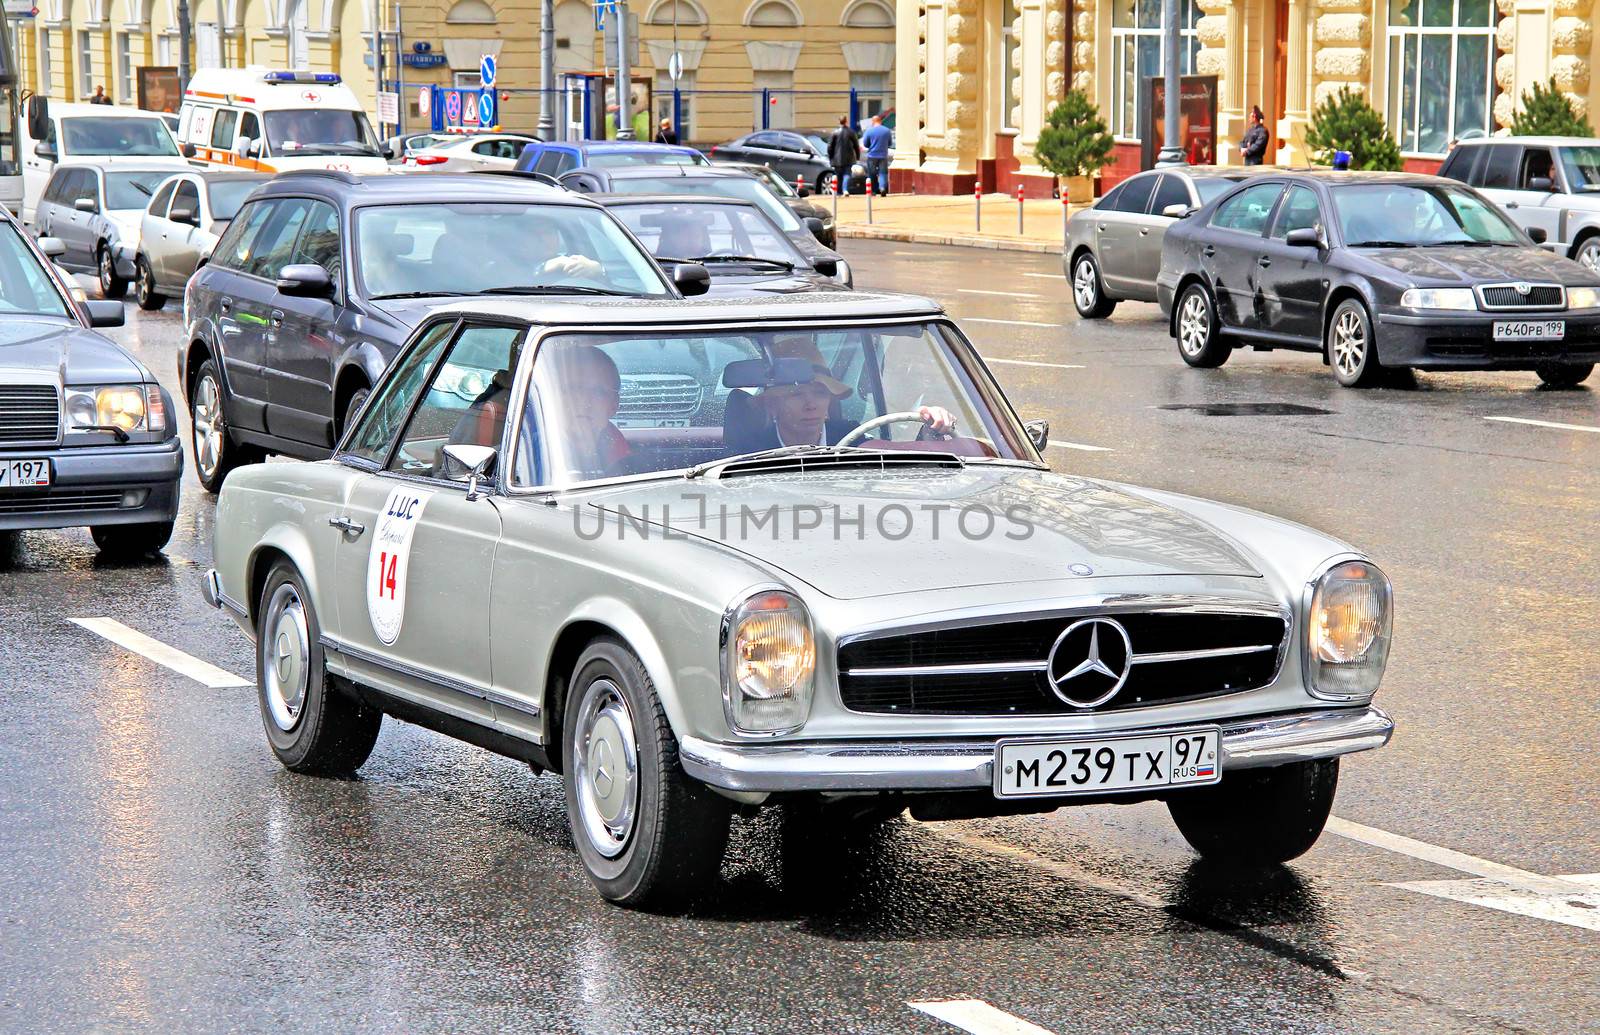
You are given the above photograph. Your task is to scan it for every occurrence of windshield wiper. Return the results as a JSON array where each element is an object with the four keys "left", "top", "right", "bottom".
[
  {"left": 284, "top": 143, "right": 380, "bottom": 157},
  {"left": 79, "top": 423, "right": 129, "bottom": 443},
  {"left": 1348, "top": 240, "right": 1417, "bottom": 248},
  {"left": 369, "top": 290, "right": 453, "bottom": 300},
  {"left": 692, "top": 255, "right": 795, "bottom": 271},
  {"left": 474, "top": 285, "right": 634, "bottom": 296}
]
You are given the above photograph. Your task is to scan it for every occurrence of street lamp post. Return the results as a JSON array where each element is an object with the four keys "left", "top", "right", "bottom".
[
  {"left": 614, "top": 0, "right": 633, "bottom": 140},
  {"left": 537, "top": 0, "right": 555, "bottom": 137},
  {"left": 1155, "top": 0, "right": 1184, "bottom": 166},
  {"left": 178, "top": 0, "right": 192, "bottom": 92}
]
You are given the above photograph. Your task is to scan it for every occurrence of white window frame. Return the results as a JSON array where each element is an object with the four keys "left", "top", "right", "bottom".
[
  {"left": 77, "top": 30, "right": 94, "bottom": 99},
  {"left": 1109, "top": 0, "right": 1200, "bottom": 141},
  {"left": 38, "top": 29, "right": 52, "bottom": 94},
  {"left": 116, "top": 33, "right": 133, "bottom": 104},
  {"left": 1386, "top": 0, "right": 1495, "bottom": 158}
]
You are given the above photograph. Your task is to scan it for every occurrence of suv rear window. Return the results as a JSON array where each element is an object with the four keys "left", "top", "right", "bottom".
[{"left": 1478, "top": 144, "right": 1518, "bottom": 189}]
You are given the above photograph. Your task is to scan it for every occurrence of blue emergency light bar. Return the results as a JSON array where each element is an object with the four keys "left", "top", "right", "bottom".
[{"left": 262, "top": 71, "right": 343, "bottom": 85}]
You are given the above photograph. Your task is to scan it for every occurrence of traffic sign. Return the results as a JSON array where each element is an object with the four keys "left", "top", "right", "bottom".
[
  {"left": 594, "top": 0, "right": 617, "bottom": 31},
  {"left": 418, "top": 86, "right": 431, "bottom": 116},
  {"left": 377, "top": 91, "right": 399, "bottom": 124},
  {"left": 444, "top": 90, "right": 462, "bottom": 122},
  {"left": 479, "top": 54, "right": 496, "bottom": 88},
  {"left": 668, "top": 51, "right": 683, "bottom": 82},
  {"left": 478, "top": 91, "right": 495, "bottom": 127}
]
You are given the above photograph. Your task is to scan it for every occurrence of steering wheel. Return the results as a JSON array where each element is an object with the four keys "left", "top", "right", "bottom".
[{"left": 836, "top": 410, "right": 953, "bottom": 447}]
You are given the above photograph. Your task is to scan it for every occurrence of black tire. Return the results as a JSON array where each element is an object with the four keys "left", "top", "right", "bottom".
[
  {"left": 1168, "top": 758, "right": 1339, "bottom": 866},
  {"left": 256, "top": 561, "right": 381, "bottom": 776},
  {"left": 1327, "top": 298, "right": 1384, "bottom": 387},
  {"left": 1070, "top": 252, "right": 1117, "bottom": 319},
  {"left": 98, "top": 244, "right": 128, "bottom": 299},
  {"left": 1174, "top": 282, "right": 1232, "bottom": 368},
  {"left": 90, "top": 521, "right": 174, "bottom": 557},
  {"left": 135, "top": 256, "right": 167, "bottom": 310},
  {"left": 815, "top": 171, "right": 832, "bottom": 194},
  {"left": 190, "top": 357, "right": 264, "bottom": 494},
  {"left": 562, "top": 637, "right": 730, "bottom": 909},
  {"left": 338, "top": 384, "right": 371, "bottom": 439},
  {"left": 1535, "top": 361, "right": 1594, "bottom": 388}
]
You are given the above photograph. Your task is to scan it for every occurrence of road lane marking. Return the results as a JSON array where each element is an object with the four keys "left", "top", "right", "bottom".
[
  {"left": 1325, "top": 816, "right": 1586, "bottom": 895},
  {"left": 1388, "top": 874, "right": 1600, "bottom": 933},
  {"left": 958, "top": 288, "right": 1044, "bottom": 299},
  {"left": 1047, "top": 439, "right": 1113, "bottom": 453},
  {"left": 1022, "top": 273, "right": 1060, "bottom": 280},
  {"left": 910, "top": 1000, "right": 1057, "bottom": 1035},
  {"left": 70, "top": 617, "right": 251, "bottom": 689},
  {"left": 963, "top": 317, "right": 1058, "bottom": 328},
  {"left": 985, "top": 358, "right": 1086, "bottom": 370},
  {"left": 1484, "top": 415, "right": 1600, "bottom": 435}
]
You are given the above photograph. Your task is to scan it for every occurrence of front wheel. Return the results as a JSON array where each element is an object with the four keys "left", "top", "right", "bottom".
[
  {"left": 1175, "top": 282, "right": 1232, "bottom": 368},
  {"left": 190, "top": 358, "right": 264, "bottom": 493},
  {"left": 1328, "top": 299, "right": 1384, "bottom": 387},
  {"left": 98, "top": 245, "right": 128, "bottom": 299},
  {"left": 1168, "top": 758, "right": 1339, "bottom": 866},
  {"left": 563, "top": 637, "right": 730, "bottom": 909},
  {"left": 1572, "top": 236, "right": 1600, "bottom": 272},
  {"left": 135, "top": 256, "right": 167, "bottom": 310},
  {"left": 1071, "top": 253, "right": 1117, "bottom": 319},
  {"left": 1536, "top": 361, "right": 1594, "bottom": 388},
  {"left": 90, "top": 520, "right": 174, "bottom": 558}
]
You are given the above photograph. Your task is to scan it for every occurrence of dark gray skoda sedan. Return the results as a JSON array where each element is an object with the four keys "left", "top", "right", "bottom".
[{"left": 0, "top": 207, "right": 183, "bottom": 556}]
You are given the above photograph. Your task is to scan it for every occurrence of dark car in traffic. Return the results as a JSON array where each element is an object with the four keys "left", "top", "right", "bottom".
[
  {"left": 513, "top": 140, "right": 708, "bottom": 178},
  {"left": 715, "top": 161, "right": 838, "bottom": 247},
  {"left": 708, "top": 129, "right": 835, "bottom": 192},
  {"left": 180, "top": 170, "right": 687, "bottom": 492},
  {"left": 1157, "top": 171, "right": 1600, "bottom": 388},
  {"left": 0, "top": 205, "right": 183, "bottom": 556}
]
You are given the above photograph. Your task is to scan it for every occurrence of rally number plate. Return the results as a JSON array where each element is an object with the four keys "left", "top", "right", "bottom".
[
  {"left": 1493, "top": 320, "right": 1564, "bottom": 341},
  {"left": 994, "top": 727, "right": 1222, "bottom": 799},
  {"left": 0, "top": 458, "right": 51, "bottom": 488}
]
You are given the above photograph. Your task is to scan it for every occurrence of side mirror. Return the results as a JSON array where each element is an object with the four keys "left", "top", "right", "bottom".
[
  {"left": 74, "top": 197, "right": 98, "bottom": 213},
  {"left": 1284, "top": 226, "right": 1322, "bottom": 248},
  {"left": 1024, "top": 418, "right": 1050, "bottom": 453},
  {"left": 275, "top": 263, "right": 334, "bottom": 296},
  {"left": 181, "top": 142, "right": 197, "bottom": 159},
  {"left": 1528, "top": 176, "right": 1554, "bottom": 192},
  {"left": 441, "top": 443, "right": 497, "bottom": 500},
  {"left": 85, "top": 300, "right": 125, "bottom": 328},
  {"left": 170, "top": 205, "right": 198, "bottom": 226},
  {"left": 811, "top": 257, "right": 838, "bottom": 278},
  {"left": 34, "top": 141, "right": 57, "bottom": 161},
  {"left": 797, "top": 185, "right": 814, "bottom": 197},
  {"left": 26, "top": 94, "right": 49, "bottom": 141},
  {"left": 672, "top": 261, "right": 711, "bottom": 296},
  {"left": 381, "top": 142, "right": 396, "bottom": 160},
  {"left": 37, "top": 236, "right": 66, "bottom": 258},
  {"left": 804, "top": 216, "right": 826, "bottom": 240},
  {"left": 1528, "top": 226, "right": 1549, "bottom": 244},
  {"left": 1161, "top": 203, "right": 1193, "bottom": 218}
]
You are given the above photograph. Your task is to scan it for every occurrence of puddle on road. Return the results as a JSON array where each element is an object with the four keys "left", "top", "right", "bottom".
[{"left": 1159, "top": 402, "right": 1335, "bottom": 417}]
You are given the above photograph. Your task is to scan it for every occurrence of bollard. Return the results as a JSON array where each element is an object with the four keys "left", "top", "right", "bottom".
[
  {"left": 1062, "top": 189, "right": 1071, "bottom": 250},
  {"left": 1017, "top": 185, "right": 1025, "bottom": 236},
  {"left": 975, "top": 182, "right": 983, "bottom": 233},
  {"left": 865, "top": 177, "right": 874, "bottom": 223},
  {"left": 832, "top": 172, "right": 839, "bottom": 223},
  {"left": 797, "top": 174, "right": 806, "bottom": 196}
]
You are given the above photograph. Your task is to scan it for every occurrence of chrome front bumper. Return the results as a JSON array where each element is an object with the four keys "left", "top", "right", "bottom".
[{"left": 679, "top": 706, "right": 1393, "bottom": 793}]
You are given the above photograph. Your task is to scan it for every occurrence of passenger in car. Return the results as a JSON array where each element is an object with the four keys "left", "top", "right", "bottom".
[{"left": 468, "top": 344, "right": 631, "bottom": 481}]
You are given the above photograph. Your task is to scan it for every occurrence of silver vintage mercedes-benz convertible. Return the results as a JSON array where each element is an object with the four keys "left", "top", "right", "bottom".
[{"left": 202, "top": 291, "right": 1394, "bottom": 907}]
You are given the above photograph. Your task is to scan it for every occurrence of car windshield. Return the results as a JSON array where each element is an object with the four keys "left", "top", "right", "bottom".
[
  {"left": 608, "top": 201, "right": 806, "bottom": 268},
  {"left": 263, "top": 108, "right": 380, "bottom": 156},
  {"left": 606, "top": 175, "right": 803, "bottom": 231},
  {"left": 804, "top": 134, "right": 828, "bottom": 154},
  {"left": 1559, "top": 146, "right": 1600, "bottom": 191},
  {"left": 355, "top": 202, "right": 671, "bottom": 299},
  {"left": 753, "top": 166, "right": 799, "bottom": 197},
  {"left": 60, "top": 116, "right": 180, "bottom": 156},
  {"left": 105, "top": 171, "right": 174, "bottom": 210},
  {"left": 509, "top": 323, "right": 1029, "bottom": 486},
  {"left": 1195, "top": 177, "right": 1245, "bottom": 203},
  {"left": 207, "top": 179, "right": 260, "bottom": 220},
  {"left": 587, "top": 149, "right": 708, "bottom": 168},
  {"left": 0, "top": 222, "right": 71, "bottom": 318},
  {"left": 1332, "top": 184, "right": 1522, "bottom": 247}
]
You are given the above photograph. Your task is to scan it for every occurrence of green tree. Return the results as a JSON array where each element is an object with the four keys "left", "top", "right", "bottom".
[
  {"left": 1304, "top": 87, "right": 1403, "bottom": 171},
  {"left": 1035, "top": 90, "right": 1115, "bottom": 180},
  {"left": 1511, "top": 78, "right": 1593, "bottom": 136}
]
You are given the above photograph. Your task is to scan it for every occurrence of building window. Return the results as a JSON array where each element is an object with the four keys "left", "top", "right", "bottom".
[
  {"left": 753, "top": 69, "right": 794, "bottom": 128},
  {"left": 647, "top": 0, "right": 707, "bottom": 24},
  {"left": 77, "top": 30, "right": 94, "bottom": 99},
  {"left": 454, "top": 71, "right": 483, "bottom": 88},
  {"left": 747, "top": 0, "right": 800, "bottom": 27},
  {"left": 116, "top": 33, "right": 133, "bottom": 103},
  {"left": 1387, "top": 0, "right": 1493, "bottom": 155},
  {"left": 157, "top": 34, "right": 173, "bottom": 66},
  {"left": 851, "top": 71, "right": 888, "bottom": 120},
  {"left": 38, "top": 29, "right": 51, "bottom": 94},
  {"left": 655, "top": 70, "right": 694, "bottom": 139},
  {"left": 1000, "top": 0, "right": 1018, "bottom": 131},
  {"left": 446, "top": 0, "right": 497, "bottom": 22},
  {"left": 841, "top": 0, "right": 892, "bottom": 26},
  {"left": 1110, "top": 0, "right": 1199, "bottom": 139}
]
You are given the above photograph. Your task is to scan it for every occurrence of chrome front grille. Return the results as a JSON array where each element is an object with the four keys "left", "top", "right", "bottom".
[
  {"left": 616, "top": 374, "right": 702, "bottom": 419},
  {"left": 1476, "top": 283, "right": 1565, "bottom": 311},
  {"left": 0, "top": 385, "right": 62, "bottom": 445},
  {"left": 837, "top": 609, "right": 1289, "bottom": 715}
]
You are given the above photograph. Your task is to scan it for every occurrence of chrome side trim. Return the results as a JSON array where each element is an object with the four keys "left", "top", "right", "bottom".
[
  {"left": 678, "top": 706, "right": 1393, "bottom": 792},
  {"left": 1129, "top": 643, "right": 1276, "bottom": 665},
  {"left": 200, "top": 568, "right": 222, "bottom": 608},
  {"left": 846, "top": 660, "right": 1048, "bottom": 677},
  {"left": 218, "top": 591, "right": 249, "bottom": 620},
  {"left": 319, "top": 633, "right": 539, "bottom": 721}
]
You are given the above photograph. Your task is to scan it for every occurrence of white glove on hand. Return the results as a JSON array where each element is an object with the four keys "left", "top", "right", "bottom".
[{"left": 541, "top": 254, "right": 603, "bottom": 279}]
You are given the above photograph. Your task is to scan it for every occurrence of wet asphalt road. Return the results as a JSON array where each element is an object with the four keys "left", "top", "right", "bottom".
[{"left": 2, "top": 241, "right": 1598, "bottom": 1033}]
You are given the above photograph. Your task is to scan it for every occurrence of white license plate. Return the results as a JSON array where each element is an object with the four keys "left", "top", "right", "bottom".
[
  {"left": 0, "top": 458, "right": 51, "bottom": 488},
  {"left": 994, "top": 727, "right": 1222, "bottom": 799},
  {"left": 1493, "top": 320, "right": 1564, "bottom": 341}
]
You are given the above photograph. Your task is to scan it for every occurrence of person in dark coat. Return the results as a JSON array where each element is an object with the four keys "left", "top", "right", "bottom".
[
  {"left": 827, "top": 116, "right": 860, "bottom": 194},
  {"left": 654, "top": 119, "right": 678, "bottom": 146},
  {"left": 1240, "top": 106, "right": 1269, "bottom": 166}
]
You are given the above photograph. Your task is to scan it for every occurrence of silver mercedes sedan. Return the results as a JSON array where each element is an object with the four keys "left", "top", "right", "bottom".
[{"left": 202, "top": 291, "right": 1394, "bottom": 908}]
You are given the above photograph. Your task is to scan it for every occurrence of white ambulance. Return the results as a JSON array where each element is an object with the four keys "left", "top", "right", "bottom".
[{"left": 175, "top": 68, "right": 389, "bottom": 176}]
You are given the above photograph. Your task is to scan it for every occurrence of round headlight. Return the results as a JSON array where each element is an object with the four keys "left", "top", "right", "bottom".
[
  {"left": 1305, "top": 559, "right": 1393, "bottom": 701},
  {"left": 66, "top": 391, "right": 98, "bottom": 428},
  {"left": 723, "top": 589, "right": 816, "bottom": 734}
]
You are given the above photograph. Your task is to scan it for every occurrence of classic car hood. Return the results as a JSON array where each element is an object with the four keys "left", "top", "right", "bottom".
[
  {"left": 583, "top": 465, "right": 1261, "bottom": 599},
  {"left": 0, "top": 318, "right": 146, "bottom": 383},
  {"left": 1354, "top": 245, "right": 1594, "bottom": 285}
]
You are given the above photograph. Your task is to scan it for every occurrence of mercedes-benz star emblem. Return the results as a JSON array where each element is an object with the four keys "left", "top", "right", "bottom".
[{"left": 1046, "top": 618, "right": 1133, "bottom": 708}]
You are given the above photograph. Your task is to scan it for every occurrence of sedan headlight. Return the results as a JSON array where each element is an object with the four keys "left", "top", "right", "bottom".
[
  {"left": 1304, "top": 559, "right": 1393, "bottom": 701},
  {"left": 722, "top": 589, "right": 816, "bottom": 734},
  {"left": 65, "top": 385, "right": 151, "bottom": 434},
  {"left": 1566, "top": 286, "right": 1600, "bottom": 309},
  {"left": 1399, "top": 287, "right": 1477, "bottom": 311}
]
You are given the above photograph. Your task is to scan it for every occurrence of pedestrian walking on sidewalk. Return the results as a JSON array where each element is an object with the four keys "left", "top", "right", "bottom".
[
  {"left": 828, "top": 116, "right": 859, "bottom": 194},
  {"left": 1240, "top": 106, "right": 1269, "bottom": 166},
  {"left": 862, "top": 115, "right": 892, "bottom": 195},
  {"left": 654, "top": 118, "right": 678, "bottom": 146}
]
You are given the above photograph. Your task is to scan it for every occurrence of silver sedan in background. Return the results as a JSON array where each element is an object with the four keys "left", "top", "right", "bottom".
[
  {"left": 1065, "top": 166, "right": 1268, "bottom": 318},
  {"left": 134, "top": 170, "right": 267, "bottom": 311}
]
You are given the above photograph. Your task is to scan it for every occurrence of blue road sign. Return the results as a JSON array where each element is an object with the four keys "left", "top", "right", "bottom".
[
  {"left": 594, "top": 0, "right": 616, "bottom": 30},
  {"left": 478, "top": 91, "right": 495, "bottom": 127},
  {"left": 480, "top": 54, "right": 496, "bottom": 88},
  {"left": 444, "top": 89, "right": 462, "bottom": 123}
]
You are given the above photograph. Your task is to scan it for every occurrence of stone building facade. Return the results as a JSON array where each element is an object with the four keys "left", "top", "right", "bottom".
[{"left": 892, "top": 0, "right": 1600, "bottom": 195}]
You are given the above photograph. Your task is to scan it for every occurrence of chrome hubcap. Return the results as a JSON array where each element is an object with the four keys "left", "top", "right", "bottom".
[
  {"left": 193, "top": 375, "right": 223, "bottom": 480},
  {"left": 1332, "top": 309, "right": 1366, "bottom": 377},
  {"left": 262, "top": 583, "right": 310, "bottom": 732},
  {"left": 573, "top": 678, "right": 639, "bottom": 859},
  {"left": 1178, "top": 292, "right": 1209, "bottom": 356},
  {"left": 1580, "top": 242, "right": 1600, "bottom": 272},
  {"left": 99, "top": 250, "right": 113, "bottom": 288},
  {"left": 1073, "top": 258, "right": 1097, "bottom": 310}
]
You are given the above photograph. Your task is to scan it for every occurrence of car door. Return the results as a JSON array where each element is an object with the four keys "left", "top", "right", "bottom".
[
  {"left": 1124, "top": 172, "right": 1191, "bottom": 296},
  {"left": 1255, "top": 183, "right": 1327, "bottom": 342},
  {"left": 1475, "top": 143, "right": 1531, "bottom": 230},
  {"left": 33, "top": 167, "right": 72, "bottom": 248},
  {"left": 160, "top": 178, "right": 206, "bottom": 287},
  {"left": 269, "top": 198, "right": 344, "bottom": 448},
  {"left": 1201, "top": 181, "right": 1285, "bottom": 332},
  {"left": 1094, "top": 172, "right": 1157, "bottom": 294},
  {"left": 141, "top": 178, "right": 179, "bottom": 282},
  {"left": 741, "top": 132, "right": 790, "bottom": 172},
  {"left": 59, "top": 169, "right": 99, "bottom": 270},
  {"left": 233, "top": 198, "right": 313, "bottom": 429},
  {"left": 328, "top": 320, "right": 513, "bottom": 720},
  {"left": 1508, "top": 145, "right": 1563, "bottom": 242}
]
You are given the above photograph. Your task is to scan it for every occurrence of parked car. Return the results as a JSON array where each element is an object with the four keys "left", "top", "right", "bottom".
[
  {"left": 134, "top": 170, "right": 269, "bottom": 310},
  {"left": 1065, "top": 166, "right": 1270, "bottom": 318},
  {"left": 1438, "top": 136, "right": 1600, "bottom": 270},
  {"left": 19, "top": 97, "right": 186, "bottom": 224},
  {"left": 1157, "top": 171, "right": 1600, "bottom": 388},
  {"left": 202, "top": 289, "right": 1394, "bottom": 908},
  {"left": 716, "top": 161, "right": 838, "bottom": 247},
  {"left": 399, "top": 132, "right": 541, "bottom": 173},
  {"left": 557, "top": 164, "right": 850, "bottom": 282},
  {"left": 382, "top": 131, "right": 447, "bottom": 163},
  {"left": 33, "top": 161, "right": 190, "bottom": 298},
  {"left": 514, "top": 140, "right": 709, "bottom": 178},
  {"left": 0, "top": 204, "right": 182, "bottom": 556},
  {"left": 709, "top": 129, "right": 834, "bottom": 192},
  {"left": 597, "top": 195, "right": 848, "bottom": 295},
  {"left": 179, "top": 169, "right": 688, "bottom": 493}
]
